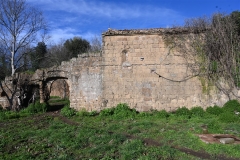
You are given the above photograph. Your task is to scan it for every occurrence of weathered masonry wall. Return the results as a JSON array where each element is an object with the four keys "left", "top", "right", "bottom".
[
  {"left": 101, "top": 29, "right": 229, "bottom": 111},
  {"left": 0, "top": 54, "right": 103, "bottom": 111},
  {"left": 0, "top": 28, "right": 233, "bottom": 111},
  {"left": 57, "top": 54, "right": 103, "bottom": 111}
]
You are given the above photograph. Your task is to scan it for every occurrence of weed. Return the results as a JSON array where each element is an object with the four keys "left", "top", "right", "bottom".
[
  {"left": 154, "top": 110, "right": 170, "bottom": 118},
  {"left": 76, "top": 108, "right": 89, "bottom": 117},
  {"left": 60, "top": 104, "right": 76, "bottom": 117},
  {"left": 223, "top": 99, "right": 240, "bottom": 113},
  {"left": 219, "top": 112, "right": 239, "bottom": 123},
  {"left": 190, "top": 106, "right": 205, "bottom": 117},
  {"left": 174, "top": 107, "right": 191, "bottom": 118},
  {"left": 206, "top": 105, "right": 223, "bottom": 115},
  {"left": 99, "top": 108, "right": 115, "bottom": 116},
  {"left": 113, "top": 103, "right": 137, "bottom": 119},
  {"left": 25, "top": 101, "right": 49, "bottom": 113}
]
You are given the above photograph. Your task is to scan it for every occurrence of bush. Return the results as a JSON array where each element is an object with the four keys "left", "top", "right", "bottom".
[
  {"left": 25, "top": 101, "right": 49, "bottom": 113},
  {"left": 76, "top": 108, "right": 89, "bottom": 117},
  {"left": 219, "top": 112, "right": 239, "bottom": 123},
  {"left": 154, "top": 110, "right": 170, "bottom": 118},
  {"left": 99, "top": 108, "right": 115, "bottom": 117},
  {"left": 222, "top": 99, "right": 240, "bottom": 113},
  {"left": 207, "top": 119, "right": 222, "bottom": 133},
  {"left": 60, "top": 104, "right": 76, "bottom": 117},
  {"left": 190, "top": 106, "right": 205, "bottom": 117},
  {"left": 100, "top": 103, "right": 137, "bottom": 119},
  {"left": 174, "top": 107, "right": 191, "bottom": 117},
  {"left": 138, "top": 111, "right": 153, "bottom": 117},
  {"left": 206, "top": 105, "right": 223, "bottom": 116},
  {"left": 113, "top": 103, "right": 137, "bottom": 119},
  {"left": 89, "top": 111, "right": 98, "bottom": 116}
]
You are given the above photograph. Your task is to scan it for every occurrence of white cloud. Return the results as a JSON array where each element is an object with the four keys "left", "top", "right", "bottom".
[
  {"left": 28, "top": 0, "right": 180, "bottom": 20},
  {"left": 27, "top": 0, "right": 185, "bottom": 43},
  {"left": 48, "top": 28, "right": 98, "bottom": 43}
]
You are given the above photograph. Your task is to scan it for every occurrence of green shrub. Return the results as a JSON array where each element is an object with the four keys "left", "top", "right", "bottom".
[
  {"left": 113, "top": 103, "right": 137, "bottom": 118},
  {"left": 154, "top": 110, "right": 170, "bottom": 118},
  {"left": 190, "top": 106, "right": 205, "bottom": 117},
  {"left": 4, "top": 111, "right": 20, "bottom": 119},
  {"left": 25, "top": 101, "right": 48, "bottom": 113},
  {"left": 138, "top": 111, "right": 152, "bottom": 117},
  {"left": 174, "top": 107, "right": 191, "bottom": 117},
  {"left": 89, "top": 111, "right": 98, "bottom": 116},
  {"left": 207, "top": 119, "right": 222, "bottom": 133},
  {"left": 99, "top": 108, "right": 115, "bottom": 116},
  {"left": 60, "top": 104, "right": 76, "bottom": 117},
  {"left": 76, "top": 108, "right": 89, "bottom": 117},
  {"left": 222, "top": 99, "right": 240, "bottom": 113},
  {"left": 206, "top": 105, "right": 223, "bottom": 115},
  {"left": 219, "top": 112, "right": 239, "bottom": 123}
]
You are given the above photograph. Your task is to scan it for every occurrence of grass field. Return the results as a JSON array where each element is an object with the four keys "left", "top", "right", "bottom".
[{"left": 1, "top": 100, "right": 240, "bottom": 159}]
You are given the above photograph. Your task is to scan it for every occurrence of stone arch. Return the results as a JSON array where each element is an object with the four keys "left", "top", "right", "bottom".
[{"left": 47, "top": 78, "right": 70, "bottom": 99}]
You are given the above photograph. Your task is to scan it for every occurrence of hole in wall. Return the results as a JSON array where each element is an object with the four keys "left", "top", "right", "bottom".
[{"left": 121, "top": 49, "right": 128, "bottom": 64}]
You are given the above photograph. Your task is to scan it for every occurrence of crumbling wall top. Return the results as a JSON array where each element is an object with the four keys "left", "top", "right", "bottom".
[
  {"left": 102, "top": 28, "right": 192, "bottom": 36},
  {"left": 102, "top": 27, "right": 209, "bottom": 36}
]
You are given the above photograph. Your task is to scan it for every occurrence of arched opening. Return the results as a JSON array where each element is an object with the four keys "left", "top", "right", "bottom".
[
  {"left": 46, "top": 78, "right": 70, "bottom": 111},
  {"left": 49, "top": 79, "right": 69, "bottom": 99}
]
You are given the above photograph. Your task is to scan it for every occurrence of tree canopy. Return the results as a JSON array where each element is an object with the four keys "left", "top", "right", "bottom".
[{"left": 64, "top": 37, "right": 90, "bottom": 59}]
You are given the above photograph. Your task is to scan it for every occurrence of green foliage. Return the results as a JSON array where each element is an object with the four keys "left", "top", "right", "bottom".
[
  {"left": 64, "top": 37, "right": 90, "bottom": 58},
  {"left": 76, "top": 108, "right": 89, "bottom": 117},
  {"left": 153, "top": 110, "right": 170, "bottom": 118},
  {"left": 120, "top": 139, "right": 144, "bottom": 159},
  {"left": 29, "top": 42, "right": 47, "bottom": 71},
  {"left": 222, "top": 99, "right": 240, "bottom": 113},
  {"left": 211, "top": 61, "right": 218, "bottom": 72},
  {"left": 99, "top": 103, "right": 137, "bottom": 119},
  {"left": 138, "top": 111, "right": 153, "bottom": 117},
  {"left": 113, "top": 103, "right": 137, "bottom": 119},
  {"left": 190, "top": 106, "right": 205, "bottom": 117},
  {"left": 207, "top": 119, "right": 222, "bottom": 133},
  {"left": 25, "top": 101, "right": 48, "bottom": 113},
  {"left": 60, "top": 104, "right": 76, "bottom": 117},
  {"left": 3, "top": 104, "right": 240, "bottom": 159},
  {"left": 99, "top": 108, "right": 115, "bottom": 116},
  {"left": 88, "top": 111, "right": 98, "bottom": 116},
  {"left": 174, "top": 107, "right": 191, "bottom": 117},
  {"left": 230, "top": 10, "right": 240, "bottom": 36},
  {"left": 206, "top": 105, "right": 223, "bottom": 115},
  {"left": 219, "top": 112, "right": 239, "bottom": 123}
]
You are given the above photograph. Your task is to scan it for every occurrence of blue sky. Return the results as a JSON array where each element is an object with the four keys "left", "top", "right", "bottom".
[{"left": 27, "top": 0, "right": 240, "bottom": 44}]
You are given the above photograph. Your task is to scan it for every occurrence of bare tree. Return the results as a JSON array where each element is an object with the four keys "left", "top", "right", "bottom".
[
  {"left": 0, "top": 0, "right": 47, "bottom": 110},
  {"left": 90, "top": 35, "right": 102, "bottom": 53},
  {"left": 0, "top": 0, "right": 47, "bottom": 76},
  {"left": 165, "top": 12, "right": 240, "bottom": 98}
]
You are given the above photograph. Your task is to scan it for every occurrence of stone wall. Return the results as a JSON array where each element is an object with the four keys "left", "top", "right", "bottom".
[
  {"left": 55, "top": 54, "right": 103, "bottom": 111},
  {"left": 101, "top": 28, "right": 229, "bottom": 111},
  {"left": 0, "top": 28, "right": 233, "bottom": 111}
]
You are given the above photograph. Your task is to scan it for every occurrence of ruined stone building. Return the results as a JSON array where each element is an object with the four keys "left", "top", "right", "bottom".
[{"left": 0, "top": 28, "right": 235, "bottom": 111}]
